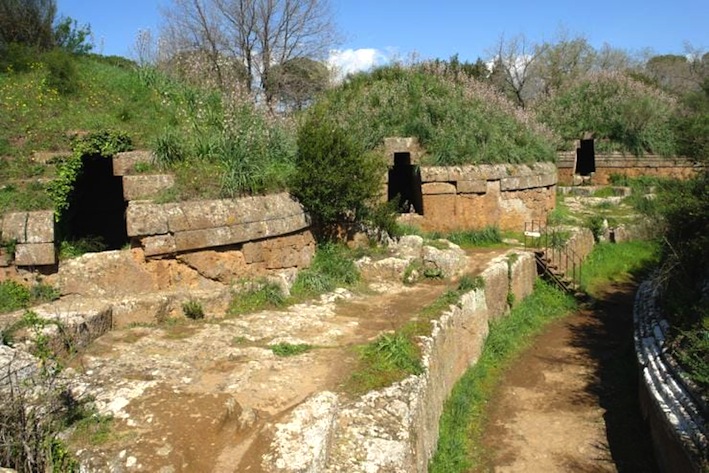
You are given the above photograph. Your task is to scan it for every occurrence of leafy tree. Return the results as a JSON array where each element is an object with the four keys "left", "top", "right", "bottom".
[{"left": 53, "top": 16, "right": 92, "bottom": 54}]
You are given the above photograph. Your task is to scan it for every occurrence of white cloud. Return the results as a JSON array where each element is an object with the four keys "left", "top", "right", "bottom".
[{"left": 328, "top": 48, "right": 390, "bottom": 81}]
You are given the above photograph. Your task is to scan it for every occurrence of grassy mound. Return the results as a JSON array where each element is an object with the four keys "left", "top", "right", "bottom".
[{"left": 313, "top": 63, "right": 557, "bottom": 166}]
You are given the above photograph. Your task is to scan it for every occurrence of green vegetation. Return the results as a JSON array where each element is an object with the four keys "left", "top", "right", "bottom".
[
  {"left": 429, "top": 226, "right": 503, "bottom": 248},
  {"left": 649, "top": 173, "right": 709, "bottom": 392},
  {"left": 228, "top": 280, "right": 287, "bottom": 316},
  {"left": 269, "top": 342, "right": 313, "bottom": 357},
  {"left": 290, "top": 105, "right": 386, "bottom": 237},
  {"left": 579, "top": 241, "right": 659, "bottom": 296},
  {"left": 0, "top": 279, "right": 59, "bottom": 314},
  {"left": 536, "top": 72, "right": 679, "bottom": 156},
  {"left": 181, "top": 299, "right": 205, "bottom": 320},
  {"left": 315, "top": 64, "right": 556, "bottom": 166},
  {"left": 290, "top": 243, "right": 361, "bottom": 298}
]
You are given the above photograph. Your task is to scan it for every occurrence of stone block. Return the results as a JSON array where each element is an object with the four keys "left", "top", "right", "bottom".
[
  {"left": 1, "top": 212, "right": 27, "bottom": 242},
  {"left": 126, "top": 202, "right": 169, "bottom": 236},
  {"left": 420, "top": 167, "right": 450, "bottom": 182},
  {"left": 122, "top": 174, "right": 175, "bottom": 201},
  {"left": 242, "top": 241, "right": 265, "bottom": 263},
  {"left": 14, "top": 243, "right": 56, "bottom": 266},
  {"left": 178, "top": 250, "right": 249, "bottom": 283},
  {"left": 456, "top": 179, "right": 487, "bottom": 194},
  {"left": 25, "top": 211, "right": 54, "bottom": 243},
  {"left": 422, "top": 182, "right": 456, "bottom": 195},
  {"left": 112, "top": 151, "right": 154, "bottom": 176},
  {"left": 481, "top": 257, "right": 509, "bottom": 320},
  {"left": 141, "top": 234, "right": 176, "bottom": 257}
]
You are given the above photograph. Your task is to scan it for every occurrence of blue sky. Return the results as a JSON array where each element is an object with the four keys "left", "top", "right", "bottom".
[{"left": 58, "top": 0, "right": 708, "bottom": 72}]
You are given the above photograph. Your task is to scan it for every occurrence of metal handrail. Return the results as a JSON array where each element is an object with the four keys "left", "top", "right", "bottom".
[{"left": 524, "top": 219, "right": 584, "bottom": 293}]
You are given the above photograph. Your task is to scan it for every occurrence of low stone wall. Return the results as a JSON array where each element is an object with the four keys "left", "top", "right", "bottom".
[
  {"left": 397, "top": 163, "right": 557, "bottom": 233},
  {"left": 558, "top": 153, "right": 701, "bottom": 185},
  {"left": 634, "top": 281, "right": 708, "bottom": 472},
  {"left": 126, "top": 192, "right": 310, "bottom": 257},
  {"left": 264, "top": 251, "right": 537, "bottom": 472}
]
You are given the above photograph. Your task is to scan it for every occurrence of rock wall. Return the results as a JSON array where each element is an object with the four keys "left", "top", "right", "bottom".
[
  {"left": 634, "top": 281, "right": 709, "bottom": 473},
  {"left": 263, "top": 251, "right": 538, "bottom": 472},
  {"left": 557, "top": 153, "right": 701, "bottom": 185},
  {"left": 397, "top": 163, "right": 557, "bottom": 233}
]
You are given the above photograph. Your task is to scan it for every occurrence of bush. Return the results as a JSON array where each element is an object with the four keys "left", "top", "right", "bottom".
[
  {"left": 182, "top": 300, "right": 204, "bottom": 320},
  {"left": 0, "top": 280, "right": 31, "bottom": 314},
  {"left": 291, "top": 105, "right": 386, "bottom": 237},
  {"left": 291, "top": 243, "right": 360, "bottom": 297},
  {"left": 43, "top": 48, "right": 79, "bottom": 95}
]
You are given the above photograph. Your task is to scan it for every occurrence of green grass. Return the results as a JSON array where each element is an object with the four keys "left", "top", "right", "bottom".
[
  {"left": 429, "top": 280, "right": 577, "bottom": 472},
  {"left": 580, "top": 241, "right": 659, "bottom": 297},
  {"left": 269, "top": 342, "right": 313, "bottom": 357},
  {"left": 228, "top": 281, "right": 287, "bottom": 316},
  {"left": 434, "top": 226, "right": 503, "bottom": 248},
  {"left": 0, "top": 280, "right": 60, "bottom": 315},
  {"left": 290, "top": 243, "right": 361, "bottom": 298}
]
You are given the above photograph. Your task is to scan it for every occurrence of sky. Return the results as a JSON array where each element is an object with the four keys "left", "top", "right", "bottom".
[{"left": 58, "top": 0, "right": 709, "bottom": 75}]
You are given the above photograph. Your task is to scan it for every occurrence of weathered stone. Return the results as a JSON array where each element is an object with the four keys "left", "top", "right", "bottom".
[
  {"left": 1, "top": 212, "right": 27, "bottom": 242},
  {"left": 383, "top": 137, "right": 423, "bottom": 165},
  {"left": 122, "top": 174, "right": 174, "bottom": 201},
  {"left": 242, "top": 241, "right": 265, "bottom": 264},
  {"left": 508, "top": 252, "right": 535, "bottom": 306},
  {"left": 263, "top": 392, "right": 339, "bottom": 473},
  {"left": 420, "top": 167, "right": 450, "bottom": 182},
  {"left": 112, "top": 151, "right": 154, "bottom": 176},
  {"left": 141, "top": 234, "right": 176, "bottom": 257},
  {"left": 58, "top": 250, "right": 156, "bottom": 297},
  {"left": 14, "top": 243, "right": 55, "bottom": 266},
  {"left": 178, "top": 250, "right": 250, "bottom": 283},
  {"left": 25, "top": 210, "right": 54, "bottom": 243},
  {"left": 422, "top": 182, "right": 456, "bottom": 195},
  {"left": 481, "top": 256, "right": 510, "bottom": 320},
  {"left": 456, "top": 179, "right": 487, "bottom": 194},
  {"left": 422, "top": 242, "right": 467, "bottom": 277},
  {"left": 126, "top": 202, "right": 170, "bottom": 236}
]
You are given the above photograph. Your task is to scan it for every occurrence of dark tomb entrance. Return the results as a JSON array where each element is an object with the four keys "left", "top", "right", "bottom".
[
  {"left": 62, "top": 155, "right": 128, "bottom": 250},
  {"left": 575, "top": 138, "right": 596, "bottom": 176},
  {"left": 388, "top": 152, "right": 423, "bottom": 214}
]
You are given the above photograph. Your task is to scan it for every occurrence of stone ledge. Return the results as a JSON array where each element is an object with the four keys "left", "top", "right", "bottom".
[
  {"left": 634, "top": 281, "right": 709, "bottom": 472},
  {"left": 15, "top": 243, "right": 56, "bottom": 266}
]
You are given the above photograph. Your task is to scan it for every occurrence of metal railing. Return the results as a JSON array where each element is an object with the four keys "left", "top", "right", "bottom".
[{"left": 524, "top": 220, "right": 583, "bottom": 293}]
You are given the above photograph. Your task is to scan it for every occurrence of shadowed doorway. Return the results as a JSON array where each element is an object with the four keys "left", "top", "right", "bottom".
[
  {"left": 575, "top": 139, "right": 596, "bottom": 176},
  {"left": 61, "top": 155, "right": 128, "bottom": 250},
  {"left": 388, "top": 152, "right": 423, "bottom": 214}
]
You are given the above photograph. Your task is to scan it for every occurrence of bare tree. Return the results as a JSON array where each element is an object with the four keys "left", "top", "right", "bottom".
[
  {"left": 489, "top": 34, "right": 545, "bottom": 108},
  {"left": 160, "top": 0, "right": 337, "bottom": 104}
]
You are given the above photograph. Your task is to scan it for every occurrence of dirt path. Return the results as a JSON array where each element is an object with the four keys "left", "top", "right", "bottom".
[{"left": 480, "top": 281, "right": 659, "bottom": 473}]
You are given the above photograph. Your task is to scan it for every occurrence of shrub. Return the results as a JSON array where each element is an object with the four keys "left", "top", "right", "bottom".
[
  {"left": 291, "top": 105, "right": 386, "bottom": 237},
  {"left": 0, "top": 280, "right": 31, "bottom": 314},
  {"left": 182, "top": 300, "right": 204, "bottom": 320},
  {"left": 228, "top": 281, "right": 286, "bottom": 315},
  {"left": 43, "top": 48, "right": 79, "bottom": 95},
  {"left": 291, "top": 243, "right": 360, "bottom": 297}
]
